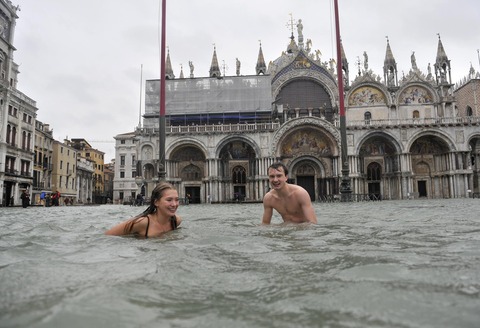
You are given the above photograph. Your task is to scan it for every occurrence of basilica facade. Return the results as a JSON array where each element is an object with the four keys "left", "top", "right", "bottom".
[{"left": 113, "top": 22, "right": 480, "bottom": 204}]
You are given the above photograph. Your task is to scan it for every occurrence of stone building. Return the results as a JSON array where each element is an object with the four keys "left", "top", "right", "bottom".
[
  {"left": 114, "top": 20, "right": 480, "bottom": 203},
  {"left": 0, "top": 1, "right": 37, "bottom": 206},
  {"left": 32, "top": 120, "right": 54, "bottom": 205}
]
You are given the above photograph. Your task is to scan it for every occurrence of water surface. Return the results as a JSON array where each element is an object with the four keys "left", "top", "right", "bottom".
[{"left": 1, "top": 199, "right": 479, "bottom": 327}]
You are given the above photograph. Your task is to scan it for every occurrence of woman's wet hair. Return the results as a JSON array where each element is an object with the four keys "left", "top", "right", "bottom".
[{"left": 124, "top": 182, "right": 176, "bottom": 234}]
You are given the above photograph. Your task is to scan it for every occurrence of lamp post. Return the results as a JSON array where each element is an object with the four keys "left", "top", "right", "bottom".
[
  {"left": 158, "top": 0, "right": 167, "bottom": 181},
  {"left": 333, "top": 0, "right": 352, "bottom": 201}
]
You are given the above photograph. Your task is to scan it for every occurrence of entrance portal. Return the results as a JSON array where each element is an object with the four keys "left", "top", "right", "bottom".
[
  {"left": 185, "top": 186, "right": 201, "bottom": 204},
  {"left": 233, "top": 185, "right": 246, "bottom": 201},
  {"left": 368, "top": 182, "right": 381, "bottom": 200},
  {"left": 418, "top": 181, "right": 427, "bottom": 197},
  {"left": 296, "top": 176, "right": 315, "bottom": 201}
]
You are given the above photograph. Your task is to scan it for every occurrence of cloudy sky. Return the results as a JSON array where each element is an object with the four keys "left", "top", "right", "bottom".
[{"left": 13, "top": 0, "right": 480, "bottom": 162}]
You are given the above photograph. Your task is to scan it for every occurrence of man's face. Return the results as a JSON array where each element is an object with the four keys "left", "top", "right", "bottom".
[{"left": 268, "top": 167, "right": 288, "bottom": 189}]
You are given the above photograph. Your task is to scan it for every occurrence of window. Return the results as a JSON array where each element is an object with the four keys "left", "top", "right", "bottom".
[
  {"left": 132, "top": 171, "right": 136, "bottom": 178},
  {"left": 120, "top": 155, "right": 125, "bottom": 166},
  {"left": 232, "top": 166, "right": 246, "bottom": 184},
  {"left": 121, "top": 140, "right": 126, "bottom": 144},
  {"left": 413, "top": 110, "right": 420, "bottom": 118},
  {"left": 367, "top": 162, "right": 382, "bottom": 181},
  {"left": 60, "top": 161, "right": 63, "bottom": 169},
  {"left": 364, "top": 111, "right": 372, "bottom": 121},
  {"left": 120, "top": 171, "right": 125, "bottom": 178},
  {"left": 119, "top": 192, "right": 124, "bottom": 200},
  {"left": 467, "top": 106, "right": 473, "bottom": 117}
]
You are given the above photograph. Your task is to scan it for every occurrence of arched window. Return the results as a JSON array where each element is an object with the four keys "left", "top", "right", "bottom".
[
  {"left": 466, "top": 106, "right": 473, "bottom": 117},
  {"left": 27, "top": 133, "right": 32, "bottom": 150},
  {"left": 367, "top": 162, "right": 382, "bottom": 181},
  {"left": 6, "top": 124, "right": 10, "bottom": 143},
  {"left": 22, "top": 131, "right": 27, "bottom": 149},
  {"left": 232, "top": 165, "right": 246, "bottom": 184},
  {"left": 413, "top": 110, "right": 420, "bottom": 118},
  {"left": 364, "top": 111, "right": 371, "bottom": 125},
  {"left": 11, "top": 127, "right": 16, "bottom": 146}
]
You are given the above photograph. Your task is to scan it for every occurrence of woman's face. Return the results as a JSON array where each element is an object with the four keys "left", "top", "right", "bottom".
[{"left": 154, "top": 189, "right": 180, "bottom": 217}]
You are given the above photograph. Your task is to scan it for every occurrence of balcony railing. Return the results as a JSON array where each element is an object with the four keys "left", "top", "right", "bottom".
[
  {"left": 344, "top": 116, "right": 480, "bottom": 128},
  {"left": 136, "top": 116, "right": 479, "bottom": 135},
  {"left": 137, "top": 122, "right": 281, "bottom": 135}
]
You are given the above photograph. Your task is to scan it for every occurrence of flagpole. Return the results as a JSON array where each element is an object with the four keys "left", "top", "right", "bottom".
[
  {"left": 159, "top": 0, "right": 167, "bottom": 181},
  {"left": 333, "top": 0, "right": 352, "bottom": 201}
]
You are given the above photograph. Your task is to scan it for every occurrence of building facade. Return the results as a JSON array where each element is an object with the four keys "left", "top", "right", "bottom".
[
  {"left": 0, "top": 1, "right": 38, "bottom": 206},
  {"left": 32, "top": 120, "right": 54, "bottom": 205},
  {"left": 51, "top": 140, "right": 77, "bottom": 204},
  {"left": 114, "top": 21, "right": 480, "bottom": 203}
]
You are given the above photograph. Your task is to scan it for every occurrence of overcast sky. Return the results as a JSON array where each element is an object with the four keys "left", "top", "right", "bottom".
[{"left": 13, "top": 0, "right": 480, "bottom": 162}]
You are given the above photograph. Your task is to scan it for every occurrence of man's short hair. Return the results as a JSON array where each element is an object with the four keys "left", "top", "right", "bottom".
[{"left": 268, "top": 162, "right": 289, "bottom": 176}]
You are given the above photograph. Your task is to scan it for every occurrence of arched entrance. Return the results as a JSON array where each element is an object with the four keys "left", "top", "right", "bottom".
[
  {"left": 410, "top": 135, "right": 451, "bottom": 198},
  {"left": 170, "top": 145, "right": 206, "bottom": 203},
  {"left": 359, "top": 134, "right": 401, "bottom": 199}
]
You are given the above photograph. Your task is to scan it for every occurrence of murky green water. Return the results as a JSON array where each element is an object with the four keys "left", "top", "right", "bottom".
[{"left": 1, "top": 199, "right": 479, "bottom": 328}]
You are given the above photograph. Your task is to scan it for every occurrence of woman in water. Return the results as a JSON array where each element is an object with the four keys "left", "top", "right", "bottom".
[{"left": 105, "top": 182, "right": 182, "bottom": 237}]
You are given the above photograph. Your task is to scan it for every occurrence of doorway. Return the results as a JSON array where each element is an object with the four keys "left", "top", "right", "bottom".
[
  {"left": 185, "top": 186, "right": 201, "bottom": 204},
  {"left": 368, "top": 182, "right": 381, "bottom": 200},
  {"left": 233, "top": 185, "right": 246, "bottom": 201},
  {"left": 296, "top": 176, "right": 315, "bottom": 201},
  {"left": 418, "top": 181, "right": 427, "bottom": 197}
]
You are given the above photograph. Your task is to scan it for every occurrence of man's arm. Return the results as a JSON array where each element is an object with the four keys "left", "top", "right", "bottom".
[{"left": 262, "top": 195, "right": 274, "bottom": 225}]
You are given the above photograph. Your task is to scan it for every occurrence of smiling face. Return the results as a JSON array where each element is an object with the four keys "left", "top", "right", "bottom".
[
  {"left": 154, "top": 189, "right": 180, "bottom": 217},
  {"left": 268, "top": 166, "right": 288, "bottom": 190}
]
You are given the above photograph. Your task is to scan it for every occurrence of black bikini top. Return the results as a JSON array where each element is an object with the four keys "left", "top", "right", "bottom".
[{"left": 144, "top": 215, "right": 177, "bottom": 238}]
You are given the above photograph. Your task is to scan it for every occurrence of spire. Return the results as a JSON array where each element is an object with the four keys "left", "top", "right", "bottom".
[
  {"left": 209, "top": 45, "right": 221, "bottom": 78},
  {"left": 383, "top": 37, "right": 397, "bottom": 87},
  {"left": 256, "top": 41, "right": 267, "bottom": 75},
  {"left": 165, "top": 48, "right": 175, "bottom": 80},
  {"left": 286, "top": 34, "right": 298, "bottom": 54},
  {"left": 179, "top": 64, "right": 184, "bottom": 79},
  {"left": 435, "top": 34, "right": 449, "bottom": 65},
  {"left": 434, "top": 34, "right": 451, "bottom": 84}
]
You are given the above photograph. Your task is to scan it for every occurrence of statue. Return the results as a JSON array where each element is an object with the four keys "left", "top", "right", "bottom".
[
  {"left": 411, "top": 51, "right": 418, "bottom": 70},
  {"left": 363, "top": 51, "right": 369, "bottom": 70},
  {"left": 297, "top": 19, "right": 303, "bottom": 43},
  {"left": 236, "top": 58, "right": 241, "bottom": 76},
  {"left": 188, "top": 61, "right": 194, "bottom": 78}
]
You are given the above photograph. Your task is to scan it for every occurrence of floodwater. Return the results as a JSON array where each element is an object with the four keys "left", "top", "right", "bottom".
[{"left": 1, "top": 199, "right": 479, "bottom": 328}]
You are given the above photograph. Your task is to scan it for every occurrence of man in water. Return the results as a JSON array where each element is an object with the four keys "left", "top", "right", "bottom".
[{"left": 262, "top": 162, "right": 317, "bottom": 224}]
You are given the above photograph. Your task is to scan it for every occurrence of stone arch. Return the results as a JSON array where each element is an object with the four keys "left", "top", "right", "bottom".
[
  {"left": 271, "top": 117, "right": 340, "bottom": 157},
  {"left": 140, "top": 143, "right": 155, "bottom": 160},
  {"left": 170, "top": 143, "right": 207, "bottom": 180},
  {"left": 271, "top": 70, "right": 338, "bottom": 112},
  {"left": 215, "top": 134, "right": 260, "bottom": 159},
  {"left": 355, "top": 131, "right": 403, "bottom": 155},
  {"left": 347, "top": 85, "right": 388, "bottom": 106},
  {"left": 406, "top": 130, "right": 456, "bottom": 153},
  {"left": 398, "top": 83, "right": 437, "bottom": 104},
  {"left": 216, "top": 135, "right": 259, "bottom": 178}
]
